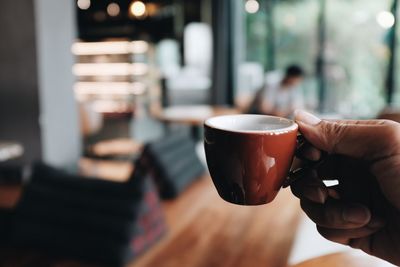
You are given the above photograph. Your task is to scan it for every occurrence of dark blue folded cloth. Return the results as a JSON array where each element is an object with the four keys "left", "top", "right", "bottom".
[
  {"left": 0, "top": 165, "right": 24, "bottom": 184},
  {"left": 30, "top": 163, "right": 137, "bottom": 196},
  {"left": 143, "top": 132, "right": 205, "bottom": 199},
  {"left": 0, "top": 210, "right": 14, "bottom": 246}
]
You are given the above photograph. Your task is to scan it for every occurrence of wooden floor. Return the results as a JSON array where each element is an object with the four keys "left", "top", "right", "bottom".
[
  {"left": 130, "top": 177, "right": 302, "bottom": 267},
  {"left": 0, "top": 160, "right": 303, "bottom": 267},
  {"left": 291, "top": 252, "right": 395, "bottom": 267}
]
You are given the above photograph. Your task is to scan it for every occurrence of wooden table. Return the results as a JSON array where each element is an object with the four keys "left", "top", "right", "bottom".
[
  {"left": 291, "top": 252, "right": 395, "bottom": 267},
  {"left": 0, "top": 142, "right": 24, "bottom": 162},
  {"left": 154, "top": 105, "right": 241, "bottom": 126},
  {"left": 85, "top": 138, "right": 143, "bottom": 159},
  {"left": 153, "top": 105, "right": 241, "bottom": 139}
]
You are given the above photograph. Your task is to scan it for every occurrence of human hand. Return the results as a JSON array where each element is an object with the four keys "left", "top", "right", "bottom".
[{"left": 291, "top": 110, "right": 400, "bottom": 266}]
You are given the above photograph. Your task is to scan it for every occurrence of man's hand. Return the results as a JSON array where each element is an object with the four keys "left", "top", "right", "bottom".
[{"left": 291, "top": 110, "right": 400, "bottom": 266}]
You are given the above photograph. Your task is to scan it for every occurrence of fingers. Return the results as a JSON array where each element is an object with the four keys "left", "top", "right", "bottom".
[
  {"left": 300, "top": 199, "right": 371, "bottom": 229},
  {"left": 293, "top": 178, "right": 376, "bottom": 229},
  {"left": 294, "top": 148, "right": 341, "bottom": 181},
  {"left": 325, "top": 119, "right": 389, "bottom": 125},
  {"left": 327, "top": 186, "right": 341, "bottom": 200},
  {"left": 316, "top": 225, "right": 382, "bottom": 246},
  {"left": 294, "top": 110, "right": 400, "bottom": 161},
  {"left": 296, "top": 142, "right": 322, "bottom": 162},
  {"left": 291, "top": 171, "right": 328, "bottom": 204}
]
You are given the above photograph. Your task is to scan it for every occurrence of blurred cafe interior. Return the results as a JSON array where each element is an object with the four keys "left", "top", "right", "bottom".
[{"left": 0, "top": 0, "right": 399, "bottom": 266}]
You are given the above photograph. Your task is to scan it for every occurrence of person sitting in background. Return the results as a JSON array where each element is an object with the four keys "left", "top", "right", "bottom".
[{"left": 248, "top": 65, "right": 305, "bottom": 117}]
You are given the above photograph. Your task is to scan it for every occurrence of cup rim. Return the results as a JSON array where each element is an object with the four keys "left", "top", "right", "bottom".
[{"left": 204, "top": 114, "right": 298, "bottom": 135}]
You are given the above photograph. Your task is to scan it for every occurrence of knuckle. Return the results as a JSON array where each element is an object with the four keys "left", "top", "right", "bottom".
[
  {"left": 320, "top": 201, "right": 348, "bottom": 228},
  {"left": 321, "top": 122, "right": 348, "bottom": 154},
  {"left": 301, "top": 200, "right": 346, "bottom": 229},
  {"left": 300, "top": 199, "right": 332, "bottom": 227}
]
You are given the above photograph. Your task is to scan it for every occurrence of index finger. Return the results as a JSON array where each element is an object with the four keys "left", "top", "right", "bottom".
[{"left": 295, "top": 111, "right": 400, "bottom": 161}]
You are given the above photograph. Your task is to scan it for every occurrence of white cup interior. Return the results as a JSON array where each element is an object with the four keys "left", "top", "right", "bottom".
[{"left": 205, "top": 114, "right": 297, "bottom": 133}]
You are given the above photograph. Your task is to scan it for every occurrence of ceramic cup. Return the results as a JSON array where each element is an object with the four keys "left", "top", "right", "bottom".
[{"left": 204, "top": 114, "right": 298, "bottom": 206}]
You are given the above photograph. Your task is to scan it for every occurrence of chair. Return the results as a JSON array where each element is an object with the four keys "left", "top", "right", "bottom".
[
  {"left": 158, "top": 23, "right": 213, "bottom": 106},
  {"left": 141, "top": 131, "right": 205, "bottom": 199},
  {"left": 0, "top": 161, "right": 166, "bottom": 266},
  {"left": 183, "top": 23, "right": 213, "bottom": 77},
  {"left": 155, "top": 39, "right": 181, "bottom": 79}
]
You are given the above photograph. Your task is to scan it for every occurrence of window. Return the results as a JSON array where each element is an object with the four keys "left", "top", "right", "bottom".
[{"left": 238, "top": 0, "right": 394, "bottom": 117}]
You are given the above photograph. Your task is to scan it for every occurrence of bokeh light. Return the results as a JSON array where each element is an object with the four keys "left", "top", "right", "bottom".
[
  {"left": 130, "top": 1, "right": 147, "bottom": 18},
  {"left": 77, "top": 0, "right": 91, "bottom": 10},
  {"left": 376, "top": 11, "right": 395, "bottom": 29},
  {"left": 245, "top": 0, "right": 260, "bottom": 14},
  {"left": 107, "top": 3, "right": 120, "bottom": 17}
]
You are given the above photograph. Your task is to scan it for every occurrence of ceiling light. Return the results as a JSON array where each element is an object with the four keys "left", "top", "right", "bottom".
[
  {"left": 130, "top": 1, "right": 147, "bottom": 18},
  {"left": 107, "top": 3, "right": 120, "bottom": 17},
  {"left": 77, "top": 0, "right": 91, "bottom": 10},
  {"left": 245, "top": 0, "right": 260, "bottom": 14}
]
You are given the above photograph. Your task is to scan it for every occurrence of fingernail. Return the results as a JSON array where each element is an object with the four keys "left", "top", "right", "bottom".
[
  {"left": 303, "top": 187, "right": 327, "bottom": 204},
  {"left": 342, "top": 204, "right": 371, "bottom": 224},
  {"left": 295, "top": 110, "right": 321, "bottom": 126}
]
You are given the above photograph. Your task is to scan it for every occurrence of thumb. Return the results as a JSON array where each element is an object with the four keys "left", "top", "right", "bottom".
[{"left": 294, "top": 110, "right": 400, "bottom": 160}]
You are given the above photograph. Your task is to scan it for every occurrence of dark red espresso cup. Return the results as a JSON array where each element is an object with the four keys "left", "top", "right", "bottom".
[{"left": 204, "top": 115, "right": 298, "bottom": 206}]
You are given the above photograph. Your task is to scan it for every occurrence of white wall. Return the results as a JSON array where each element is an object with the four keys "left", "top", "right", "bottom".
[{"left": 34, "top": 0, "right": 81, "bottom": 167}]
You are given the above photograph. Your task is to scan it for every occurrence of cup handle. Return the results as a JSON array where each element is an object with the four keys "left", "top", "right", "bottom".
[{"left": 282, "top": 134, "right": 327, "bottom": 188}]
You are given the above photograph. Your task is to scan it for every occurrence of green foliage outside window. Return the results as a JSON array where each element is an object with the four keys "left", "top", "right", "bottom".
[{"left": 244, "top": 0, "right": 395, "bottom": 117}]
